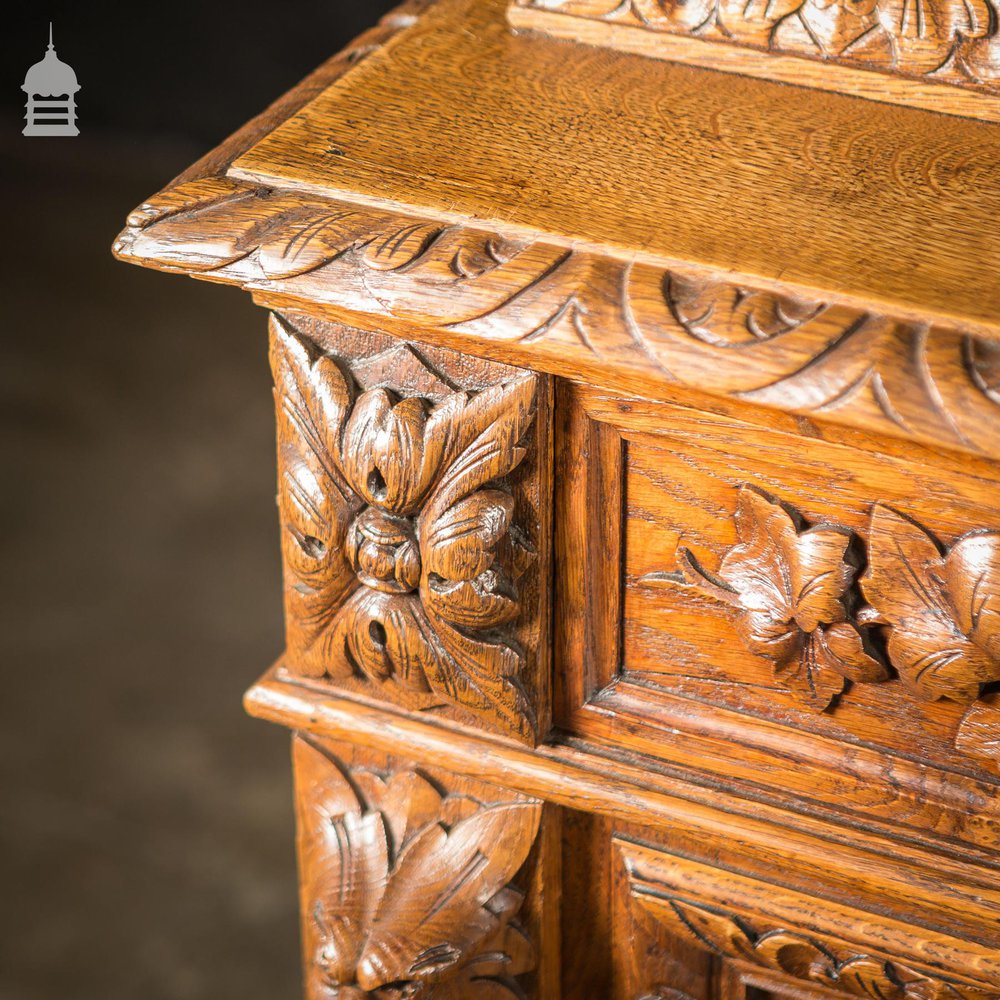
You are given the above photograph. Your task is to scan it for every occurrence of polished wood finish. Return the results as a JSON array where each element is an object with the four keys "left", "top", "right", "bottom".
[
  {"left": 113, "top": 0, "right": 1000, "bottom": 997},
  {"left": 508, "top": 0, "right": 1000, "bottom": 122}
]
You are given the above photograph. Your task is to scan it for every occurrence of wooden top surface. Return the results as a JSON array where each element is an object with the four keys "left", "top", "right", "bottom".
[{"left": 230, "top": 0, "right": 1000, "bottom": 337}]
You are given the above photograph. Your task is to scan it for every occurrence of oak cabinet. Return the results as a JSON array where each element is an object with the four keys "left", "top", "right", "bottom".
[{"left": 114, "top": 0, "right": 1000, "bottom": 996}]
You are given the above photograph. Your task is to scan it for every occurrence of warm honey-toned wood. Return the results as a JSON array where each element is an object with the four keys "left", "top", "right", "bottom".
[
  {"left": 269, "top": 311, "right": 551, "bottom": 744},
  {"left": 292, "top": 734, "right": 544, "bottom": 997},
  {"left": 112, "top": 0, "right": 1000, "bottom": 996},
  {"left": 508, "top": 0, "right": 1000, "bottom": 121}
]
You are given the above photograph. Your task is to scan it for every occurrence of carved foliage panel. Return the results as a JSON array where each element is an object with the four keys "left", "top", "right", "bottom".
[
  {"left": 271, "top": 313, "right": 549, "bottom": 744},
  {"left": 293, "top": 734, "right": 543, "bottom": 999},
  {"left": 616, "top": 839, "right": 1000, "bottom": 1000},
  {"left": 586, "top": 388, "right": 1000, "bottom": 771}
]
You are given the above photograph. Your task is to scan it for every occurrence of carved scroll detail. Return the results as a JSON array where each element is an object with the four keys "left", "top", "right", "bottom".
[
  {"left": 294, "top": 737, "right": 539, "bottom": 999},
  {"left": 634, "top": 890, "right": 993, "bottom": 1000},
  {"left": 511, "top": 0, "right": 1000, "bottom": 93},
  {"left": 271, "top": 315, "right": 539, "bottom": 742},
  {"left": 113, "top": 176, "right": 1000, "bottom": 462},
  {"left": 679, "top": 486, "right": 887, "bottom": 709}
]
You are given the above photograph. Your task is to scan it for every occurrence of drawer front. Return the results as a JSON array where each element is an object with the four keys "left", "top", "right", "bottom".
[{"left": 555, "top": 381, "right": 1000, "bottom": 853}]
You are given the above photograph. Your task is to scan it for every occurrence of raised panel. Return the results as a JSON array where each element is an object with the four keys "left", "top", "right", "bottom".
[{"left": 555, "top": 381, "right": 1000, "bottom": 854}]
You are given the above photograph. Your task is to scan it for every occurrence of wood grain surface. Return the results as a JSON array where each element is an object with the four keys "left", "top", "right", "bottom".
[
  {"left": 508, "top": 0, "right": 1000, "bottom": 122},
  {"left": 229, "top": 0, "right": 1000, "bottom": 337}
]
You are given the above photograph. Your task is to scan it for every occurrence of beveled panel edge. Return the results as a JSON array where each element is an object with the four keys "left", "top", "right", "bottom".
[
  {"left": 508, "top": 0, "right": 1000, "bottom": 121},
  {"left": 112, "top": 173, "right": 1000, "bottom": 464}
]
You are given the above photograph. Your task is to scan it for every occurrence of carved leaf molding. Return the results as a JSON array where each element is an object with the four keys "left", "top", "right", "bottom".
[
  {"left": 679, "top": 486, "right": 887, "bottom": 709},
  {"left": 632, "top": 888, "right": 994, "bottom": 1000},
  {"left": 295, "top": 739, "right": 539, "bottom": 999},
  {"left": 271, "top": 315, "right": 538, "bottom": 742},
  {"left": 512, "top": 0, "right": 1000, "bottom": 92},
  {"left": 114, "top": 176, "right": 1000, "bottom": 462},
  {"left": 676, "top": 488, "right": 1000, "bottom": 768}
]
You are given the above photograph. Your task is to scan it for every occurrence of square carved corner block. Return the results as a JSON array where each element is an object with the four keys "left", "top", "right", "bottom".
[{"left": 114, "top": 0, "right": 1000, "bottom": 996}]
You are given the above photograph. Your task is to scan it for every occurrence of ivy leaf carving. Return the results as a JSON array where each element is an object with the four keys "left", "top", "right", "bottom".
[
  {"left": 860, "top": 506, "right": 1000, "bottom": 703},
  {"left": 681, "top": 486, "right": 886, "bottom": 709}
]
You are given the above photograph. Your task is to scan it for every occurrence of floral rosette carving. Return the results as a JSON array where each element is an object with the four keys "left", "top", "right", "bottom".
[
  {"left": 271, "top": 316, "right": 538, "bottom": 742},
  {"left": 294, "top": 739, "right": 539, "bottom": 999},
  {"left": 680, "top": 486, "right": 887, "bottom": 708}
]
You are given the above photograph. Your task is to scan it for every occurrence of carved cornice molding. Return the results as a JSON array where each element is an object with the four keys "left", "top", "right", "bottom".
[
  {"left": 270, "top": 315, "right": 543, "bottom": 743},
  {"left": 294, "top": 736, "right": 540, "bottom": 998},
  {"left": 114, "top": 176, "right": 1000, "bottom": 462},
  {"left": 678, "top": 485, "right": 1000, "bottom": 767},
  {"left": 509, "top": 0, "right": 1000, "bottom": 95}
]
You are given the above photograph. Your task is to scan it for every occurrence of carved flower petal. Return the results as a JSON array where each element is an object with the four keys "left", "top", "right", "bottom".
[
  {"left": 862, "top": 506, "right": 997, "bottom": 702},
  {"left": 424, "top": 490, "right": 514, "bottom": 582},
  {"left": 944, "top": 530, "right": 1000, "bottom": 666},
  {"left": 340, "top": 389, "right": 394, "bottom": 503},
  {"left": 423, "top": 571, "right": 519, "bottom": 629},
  {"left": 326, "top": 589, "right": 436, "bottom": 692}
]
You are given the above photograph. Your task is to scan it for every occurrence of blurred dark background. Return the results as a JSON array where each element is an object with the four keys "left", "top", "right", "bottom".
[{"left": 0, "top": 4, "right": 396, "bottom": 998}]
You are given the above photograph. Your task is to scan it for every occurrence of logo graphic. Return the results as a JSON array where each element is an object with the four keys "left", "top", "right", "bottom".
[{"left": 22, "top": 24, "right": 79, "bottom": 137}]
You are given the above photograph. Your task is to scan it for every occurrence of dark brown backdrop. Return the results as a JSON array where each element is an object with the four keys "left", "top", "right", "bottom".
[{"left": 1, "top": 4, "right": 397, "bottom": 999}]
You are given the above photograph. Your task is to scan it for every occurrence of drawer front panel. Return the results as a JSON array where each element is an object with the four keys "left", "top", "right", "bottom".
[{"left": 555, "top": 382, "right": 1000, "bottom": 852}]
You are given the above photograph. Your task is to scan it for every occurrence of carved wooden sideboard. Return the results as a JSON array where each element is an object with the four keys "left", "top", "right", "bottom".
[{"left": 113, "top": 1, "right": 1000, "bottom": 996}]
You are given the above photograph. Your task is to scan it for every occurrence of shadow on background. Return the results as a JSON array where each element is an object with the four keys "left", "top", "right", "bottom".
[{"left": 1, "top": 4, "right": 397, "bottom": 998}]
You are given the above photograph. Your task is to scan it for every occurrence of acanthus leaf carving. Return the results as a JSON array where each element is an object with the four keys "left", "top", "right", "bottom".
[
  {"left": 680, "top": 485, "right": 887, "bottom": 709},
  {"left": 270, "top": 315, "right": 539, "bottom": 742},
  {"left": 513, "top": 0, "right": 1000, "bottom": 91},
  {"left": 295, "top": 737, "right": 539, "bottom": 999},
  {"left": 115, "top": 177, "right": 1000, "bottom": 462}
]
